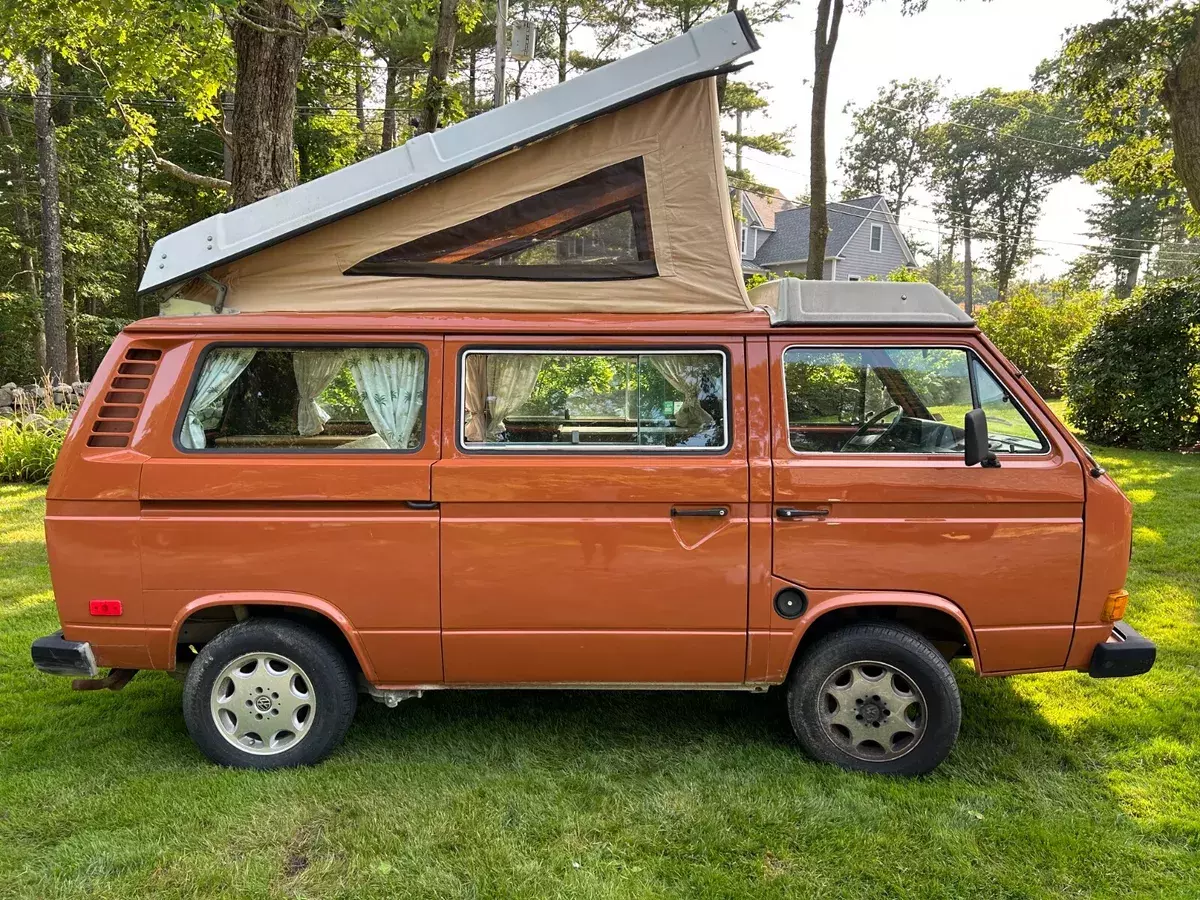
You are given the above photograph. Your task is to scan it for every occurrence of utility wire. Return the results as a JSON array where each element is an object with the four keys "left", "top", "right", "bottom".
[
  {"left": 736, "top": 145, "right": 1200, "bottom": 255},
  {"left": 727, "top": 176, "right": 1200, "bottom": 266}
]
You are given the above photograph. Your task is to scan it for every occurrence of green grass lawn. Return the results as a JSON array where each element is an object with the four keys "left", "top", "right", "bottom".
[{"left": 1, "top": 435, "right": 1198, "bottom": 898}]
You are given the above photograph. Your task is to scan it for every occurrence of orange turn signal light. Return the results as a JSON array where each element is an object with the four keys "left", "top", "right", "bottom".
[{"left": 1101, "top": 590, "right": 1129, "bottom": 623}]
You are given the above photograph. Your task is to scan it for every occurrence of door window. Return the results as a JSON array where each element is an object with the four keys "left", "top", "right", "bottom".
[
  {"left": 178, "top": 346, "right": 427, "bottom": 452},
  {"left": 782, "top": 347, "right": 1046, "bottom": 454},
  {"left": 461, "top": 350, "right": 727, "bottom": 450}
]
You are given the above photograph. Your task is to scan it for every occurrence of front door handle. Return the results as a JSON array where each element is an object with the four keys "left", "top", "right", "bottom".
[
  {"left": 405, "top": 500, "right": 440, "bottom": 510},
  {"left": 776, "top": 507, "right": 829, "bottom": 520},
  {"left": 671, "top": 506, "right": 728, "bottom": 518}
]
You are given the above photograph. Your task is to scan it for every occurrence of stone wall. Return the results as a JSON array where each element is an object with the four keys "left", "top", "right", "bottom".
[{"left": 0, "top": 381, "right": 90, "bottom": 418}]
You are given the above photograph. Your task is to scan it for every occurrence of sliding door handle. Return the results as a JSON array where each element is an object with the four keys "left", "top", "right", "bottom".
[
  {"left": 776, "top": 507, "right": 829, "bottom": 520},
  {"left": 671, "top": 506, "right": 729, "bottom": 518},
  {"left": 404, "top": 500, "right": 440, "bottom": 510}
]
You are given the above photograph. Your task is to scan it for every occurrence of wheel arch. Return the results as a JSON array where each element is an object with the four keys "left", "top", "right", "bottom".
[
  {"left": 168, "top": 591, "right": 376, "bottom": 682},
  {"left": 775, "top": 590, "right": 980, "bottom": 682}
]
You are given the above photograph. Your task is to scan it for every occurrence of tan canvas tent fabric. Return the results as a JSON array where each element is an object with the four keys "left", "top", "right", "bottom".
[{"left": 179, "top": 79, "right": 751, "bottom": 314}]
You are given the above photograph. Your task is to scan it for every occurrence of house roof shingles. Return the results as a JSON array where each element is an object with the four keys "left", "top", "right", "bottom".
[
  {"left": 745, "top": 191, "right": 793, "bottom": 230},
  {"left": 753, "top": 194, "right": 888, "bottom": 266}
]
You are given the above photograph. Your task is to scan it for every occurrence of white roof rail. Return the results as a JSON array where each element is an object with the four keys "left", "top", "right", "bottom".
[
  {"left": 750, "top": 278, "right": 974, "bottom": 326},
  {"left": 139, "top": 11, "right": 759, "bottom": 295}
]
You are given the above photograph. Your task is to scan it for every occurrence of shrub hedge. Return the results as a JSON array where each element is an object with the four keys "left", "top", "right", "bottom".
[
  {"left": 0, "top": 418, "right": 66, "bottom": 484},
  {"left": 974, "top": 288, "right": 1104, "bottom": 398},
  {"left": 1065, "top": 277, "right": 1200, "bottom": 451}
]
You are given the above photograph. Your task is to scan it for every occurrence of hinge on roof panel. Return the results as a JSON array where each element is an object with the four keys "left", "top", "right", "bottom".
[{"left": 200, "top": 273, "right": 230, "bottom": 313}]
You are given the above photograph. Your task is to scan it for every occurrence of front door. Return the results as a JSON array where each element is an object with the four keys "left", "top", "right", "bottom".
[
  {"left": 435, "top": 337, "right": 750, "bottom": 684},
  {"left": 768, "top": 335, "right": 1085, "bottom": 673}
]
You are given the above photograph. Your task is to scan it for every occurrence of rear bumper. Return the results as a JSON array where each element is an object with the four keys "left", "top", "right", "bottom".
[
  {"left": 1089, "top": 621, "right": 1156, "bottom": 678},
  {"left": 31, "top": 631, "right": 99, "bottom": 677}
]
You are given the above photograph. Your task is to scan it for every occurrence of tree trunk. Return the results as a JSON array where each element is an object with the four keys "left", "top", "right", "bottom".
[
  {"left": 229, "top": 1, "right": 307, "bottom": 206},
  {"left": 807, "top": 0, "right": 842, "bottom": 281},
  {"left": 557, "top": 0, "right": 569, "bottom": 83},
  {"left": 33, "top": 50, "right": 68, "bottom": 382},
  {"left": 221, "top": 91, "right": 235, "bottom": 183},
  {"left": 963, "top": 216, "right": 974, "bottom": 315},
  {"left": 1116, "top": 254, "right": 1141, "bottom": 299},
  {"left": 1163, "top": 20, "right": 1200, "bottom": 220},
  {"left": 355, "top": 48, "right": 368, "bottom": 134},
  {"left": 420, "top": 0, "right": 460, "bottom": 133},
  {"left": 469, "top": 48, "right": 477, "bottom": 107},
  {"left": 716, "top": 0, "right": 738, "bottom": 108},
  {"left": 136, "top": 154, "right": 150, "bottom": 320},
  {"left": 735, "top": 108, "right": 743, "bottom": 171},
  {"left": 65, "top": 285, "right": 79, "bottom": 383},
  {"left": 381, "top": 62, "right": 399, "bottom": 150},
  {"left": 0, "top": 100, "right": 45, "bottom": 369}
]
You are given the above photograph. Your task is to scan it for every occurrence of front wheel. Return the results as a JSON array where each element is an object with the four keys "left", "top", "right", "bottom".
[
  {"left": 786, "top": 622, "right": 961, "bottom": 776},
  {"left": 182, "top": 618, "right": 357, "bottom": 769}
]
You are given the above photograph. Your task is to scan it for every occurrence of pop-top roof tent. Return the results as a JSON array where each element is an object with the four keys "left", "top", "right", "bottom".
[{"left": 142, "top": 12, "right": 761, "bottom": 315}]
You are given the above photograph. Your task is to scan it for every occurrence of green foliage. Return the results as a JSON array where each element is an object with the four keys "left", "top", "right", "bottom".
[
  {"left": 1065, "top": 277, "right": 1200, "bottom": 449},
  {"left": 0, "top": 418, "right": 65, "bottom": 483},
  {"left": 976, "top": 286, "right": 1104, "bottom": 397},
  {"left": 1052, "top": 0, "right": 1198, "bottom": 219},
  {"left": 863, "top": 266, "right": 923, "bottom": 283},
  {"left": 840, "top": 77, "right": 943, "bottom": 218},
  {"left": 926, "top": 88, "right": 1087, "bottom": 297}
]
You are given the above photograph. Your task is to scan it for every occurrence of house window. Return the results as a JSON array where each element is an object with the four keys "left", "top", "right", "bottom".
[
  {"left": 740, "top": 225, "right": 749, "bottom": 256},
  {"left": 460, "top": 349, "right": 728, "bottom": 451},
  {"left": 869, "top": 223, "right": 883, "bottom": 253},
  {"left": 177, "top": 345, "right": 427, "bottom": 452},
  {"left": 345, "top": 157, "right": 656, "bottom": 281}
]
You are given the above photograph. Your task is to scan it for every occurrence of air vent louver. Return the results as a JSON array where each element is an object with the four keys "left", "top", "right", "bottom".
[{"left": 86, "top": 346, "right": 161, "bottom": 448}]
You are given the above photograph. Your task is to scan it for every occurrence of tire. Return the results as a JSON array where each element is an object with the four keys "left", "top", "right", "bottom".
[
  {"left": 786, "top": 622, "right": 961, "bottom": 776},
  {"left": 182, "top": 618, "right": 357, "bottom": 769}
]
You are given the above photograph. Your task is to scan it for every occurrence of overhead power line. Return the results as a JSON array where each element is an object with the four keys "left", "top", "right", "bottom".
[
  {"left": 727, "top": 176, "right": 1200, "bottom": 266},
  {"left": 736, "top": 146, "right": 1200, "bottom": 256}
]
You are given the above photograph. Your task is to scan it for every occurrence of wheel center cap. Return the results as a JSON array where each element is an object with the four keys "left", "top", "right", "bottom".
[
  {"left": 255, "top": 695, "right": 273, "bottom": 712},
  {"left": 860, "top": 701, "right": 882, "bottom": 723}
]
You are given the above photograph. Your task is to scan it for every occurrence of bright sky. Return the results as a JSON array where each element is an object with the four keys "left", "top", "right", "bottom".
[{"left": 740, "top": 0, "right": 1114, "bottom": 278}]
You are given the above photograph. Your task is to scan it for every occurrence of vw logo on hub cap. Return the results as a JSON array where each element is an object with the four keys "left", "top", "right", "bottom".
[{"left": 255, "top": 695, "right": 273, "bottom": 712}]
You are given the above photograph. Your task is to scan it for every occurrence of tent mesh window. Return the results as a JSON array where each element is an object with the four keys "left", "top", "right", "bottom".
[{"left": 344, "top": 157, "right": 657, "bottom": 281}]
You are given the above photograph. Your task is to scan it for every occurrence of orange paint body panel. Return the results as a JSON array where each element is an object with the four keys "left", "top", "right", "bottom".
[{"left": 41, "top": 311, "right": 1134, "bottom": 688}]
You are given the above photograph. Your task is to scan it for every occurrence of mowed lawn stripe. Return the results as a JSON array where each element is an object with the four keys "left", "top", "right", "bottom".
[{"left": 0, "top": 452, "right": 1197, "bottom": 899}]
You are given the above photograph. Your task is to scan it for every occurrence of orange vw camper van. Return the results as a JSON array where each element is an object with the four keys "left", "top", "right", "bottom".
[{"left": 30, "top": 14, "right": 1153, "bottom": 775}]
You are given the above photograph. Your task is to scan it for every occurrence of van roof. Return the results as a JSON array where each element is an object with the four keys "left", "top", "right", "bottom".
[
  {"left": 123, "top": 305, "right": 978, "bottom": 337},
  {"left": 750, "top": 279, "right": 974, "bottom": 326},
  {"left": 138, "top": 12, "right": 759, "bottom": 297}
]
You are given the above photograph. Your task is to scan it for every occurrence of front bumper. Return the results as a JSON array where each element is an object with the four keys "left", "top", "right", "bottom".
[
  {"left": 1089, "top": 621, "right": 1156, "bottom": 678},
  {"left": 31, "top": 631, "right": 98, "bottom": 677}
]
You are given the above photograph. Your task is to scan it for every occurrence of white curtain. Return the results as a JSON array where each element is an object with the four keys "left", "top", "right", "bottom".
[
  {"left": 348, "top": 349, "right": 425, "bottom": 450},
  {"left": 650, "top": 355, "right": 715, "bottom": 430},
  {"left": 180, "top": 349, "right": 256, "bottom": 449},
  {"left": 293, "top": 351, "right": 343, "bottom": 436},
  {"left": 485, "top": 355, "right": 543, "bottom": 440}
]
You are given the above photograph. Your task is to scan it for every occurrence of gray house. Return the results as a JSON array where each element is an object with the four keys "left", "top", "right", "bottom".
[{"left": 737, "top": 192, "right": 916, "bottom": 281}]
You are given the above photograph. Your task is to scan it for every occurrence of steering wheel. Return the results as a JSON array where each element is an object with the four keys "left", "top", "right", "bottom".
[{"left": 839, "top": 405, "right": 901, "bottom": 452}]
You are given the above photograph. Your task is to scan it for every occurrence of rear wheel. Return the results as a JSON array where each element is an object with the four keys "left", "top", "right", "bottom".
[
  {"left": 182, "top": 618, "right": 357, "bottom": 769},
  {"left": 786, "top": 622, "right": 961, "bottom": 776}
]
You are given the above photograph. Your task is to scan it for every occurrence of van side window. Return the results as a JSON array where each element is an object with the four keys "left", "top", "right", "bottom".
[
  {"left": 782, "top": 347, "right": 1047, "bottom": 455},
  {"left": 179, "top": 346, "right": 426, "bottom": 452},
  {"left": 461, "top": 350, "right": 727, "bottom": 450}
]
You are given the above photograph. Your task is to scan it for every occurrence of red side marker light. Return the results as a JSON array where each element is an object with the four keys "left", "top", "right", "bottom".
[{"left": 89, "top": 599, "right": 123, "bottom": 617}]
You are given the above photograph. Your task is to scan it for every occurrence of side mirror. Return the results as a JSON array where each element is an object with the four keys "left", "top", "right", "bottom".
[{"left": 965, "top": 408, "right": 1000, "bottom": 468}]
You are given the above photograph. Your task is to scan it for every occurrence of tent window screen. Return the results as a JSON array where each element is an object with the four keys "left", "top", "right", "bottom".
[{"left": 344, "top": 158, "right": 657, "bottom": 280}]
